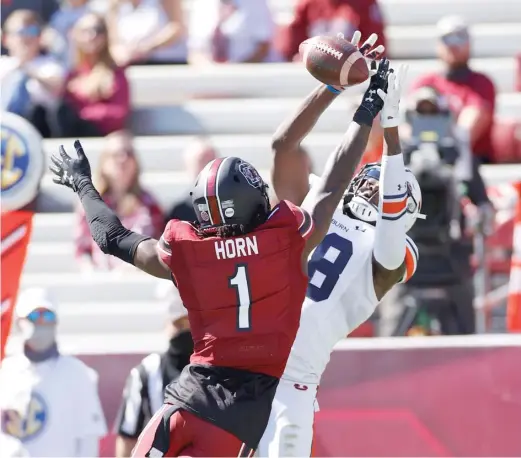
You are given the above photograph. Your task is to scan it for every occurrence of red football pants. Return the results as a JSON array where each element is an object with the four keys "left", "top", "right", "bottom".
[{"left": 131, "top": 405, "right": 254, "bottom": 457}]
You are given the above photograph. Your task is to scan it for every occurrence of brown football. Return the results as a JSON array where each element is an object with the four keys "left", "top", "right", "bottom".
[{"left": 300, "top": 35, "right": 369, "bottom": 87}]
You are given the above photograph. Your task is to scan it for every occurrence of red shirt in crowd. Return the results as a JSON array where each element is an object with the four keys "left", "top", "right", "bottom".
[
  {"left": 410, "top": 70, "right": 496, "bottom": 160},
  {"left": 278, "top": 0, "right": 386, "bottom": 61},
  {"left": 65, "top": 67, "right": 130, "bottom": 136}
]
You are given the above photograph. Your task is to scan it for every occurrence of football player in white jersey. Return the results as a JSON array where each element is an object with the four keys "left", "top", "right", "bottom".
[{"left": 257, "top": 55, "right": 424, "bottom": 457}]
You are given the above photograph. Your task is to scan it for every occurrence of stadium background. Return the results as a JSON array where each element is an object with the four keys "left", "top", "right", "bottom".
[{"left": 2, "top": 0, "right": 521, "bottom": 455}]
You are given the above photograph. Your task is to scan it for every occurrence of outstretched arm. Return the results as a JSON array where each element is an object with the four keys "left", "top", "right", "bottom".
[
  {"left": 371, "top": 67, "right": 418, "bottom": 296},
  {"left": 271, "top": 32, "right": 384, "bottom": 206},
  {"left": 301, "top": 58, "right": 391, "bottom": 252},
  {"left": 271, "top": 84, "right": 338, "bottom": 206},
  {"left": 49, "top": 141, "right": 171, "bottom": 280}
]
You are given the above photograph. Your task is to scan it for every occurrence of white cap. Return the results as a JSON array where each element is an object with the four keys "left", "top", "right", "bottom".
[
  {"left": 16, "top": 288, "right": 57, "bottom": 318},
  {"left": 436, "top": 15, "right": 469, "bottom": 37}
]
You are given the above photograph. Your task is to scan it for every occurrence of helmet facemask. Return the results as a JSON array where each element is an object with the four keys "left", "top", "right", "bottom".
[
  {"left": 343, "top": 163, "right": 381, "bottom": 225},
  {"left": 343, "top": 163, "right": 425, "bottom": 231}
]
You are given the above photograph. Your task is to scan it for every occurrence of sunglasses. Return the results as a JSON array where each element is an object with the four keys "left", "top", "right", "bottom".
[
  {"left": 441, "top": 31, "right": 469, "bottom": 47},
  {"left": 26, "top": 309, "right": 57, "bottom": 323},
  {"left": 81, "top": 24, "right": 106, "bottom": 35},
  {"left": 10, "top": 24, "right": 41, "bottom": 38}
]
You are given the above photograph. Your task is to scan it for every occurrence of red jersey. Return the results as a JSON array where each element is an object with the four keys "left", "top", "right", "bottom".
[{"left": 158, "top": 200, "right": 314, "bottom": 378}]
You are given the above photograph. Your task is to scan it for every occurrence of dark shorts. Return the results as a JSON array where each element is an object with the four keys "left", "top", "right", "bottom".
[{"left": 164, "top": 364, "right": 279, "bottom": 449}]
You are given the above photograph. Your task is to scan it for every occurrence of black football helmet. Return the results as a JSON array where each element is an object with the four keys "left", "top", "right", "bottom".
[{"left": 190, "top": 157, "right": 271, "bottom": 230}]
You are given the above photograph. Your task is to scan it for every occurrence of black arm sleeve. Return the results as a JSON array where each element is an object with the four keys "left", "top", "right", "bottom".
[{"left": 77, "top": 179, "right": 151, "bottom": 265}]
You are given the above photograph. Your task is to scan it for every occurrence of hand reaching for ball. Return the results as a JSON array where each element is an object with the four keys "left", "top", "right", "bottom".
[
  {"left": 300, "top": 31, "right": 385, "bottom": 88},
  {"left": 337, "top": 30, "right": 385, "bottom": 66}
]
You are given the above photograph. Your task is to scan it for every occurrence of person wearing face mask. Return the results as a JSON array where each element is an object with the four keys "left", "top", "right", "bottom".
[
  {"left": 114, "top": 285, "right": 193, "bottom": 457},
  {"left": 0, "top": 288, "right": 107, "bottom": 457}
]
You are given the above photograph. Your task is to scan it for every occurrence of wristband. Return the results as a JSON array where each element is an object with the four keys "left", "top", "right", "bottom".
[
  {"left": 326, "top": 85, "right": 343, "bottom": 95},
  {"left": 353, "top": 107, "right": 374, "bottom": 127}
]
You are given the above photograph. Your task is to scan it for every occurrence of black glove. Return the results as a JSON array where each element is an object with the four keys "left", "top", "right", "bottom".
[
  {"left": 49, "top": 140, "right": 92, "bottom": 192},
  {"left": 353, "top": 58, "right": 391, "bottom": 126}
]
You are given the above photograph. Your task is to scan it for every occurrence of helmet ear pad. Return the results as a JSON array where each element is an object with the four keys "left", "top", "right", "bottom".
[{"left": 190, "top": 157, "right": 270, "bottom": 230}]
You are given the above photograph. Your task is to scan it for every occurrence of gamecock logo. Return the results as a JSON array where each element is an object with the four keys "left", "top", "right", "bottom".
[{"left": 238, "top": 162, "right": 263, "bottom": 189}]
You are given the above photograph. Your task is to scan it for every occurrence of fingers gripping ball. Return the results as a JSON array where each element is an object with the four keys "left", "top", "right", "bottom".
[{"left": 300, "top": 35, "right": 369, "bottom": 87}]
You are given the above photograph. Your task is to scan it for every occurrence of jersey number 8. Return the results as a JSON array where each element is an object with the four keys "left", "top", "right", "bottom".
[{"left": 306, "top": 233, "right": 353, "bottom": 302}]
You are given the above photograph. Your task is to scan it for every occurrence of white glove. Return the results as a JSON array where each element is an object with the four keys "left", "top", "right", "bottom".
[{"left": 378, "top": 65, "right": 408, "bottom": 128}]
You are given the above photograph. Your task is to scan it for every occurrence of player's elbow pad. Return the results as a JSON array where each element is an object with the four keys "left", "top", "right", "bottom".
[
  {"left": 90, "top": 217, "right": 148, "bottom": 264},
  {"left": 80, "top": 183, "right": 150, "bottom": 264}
]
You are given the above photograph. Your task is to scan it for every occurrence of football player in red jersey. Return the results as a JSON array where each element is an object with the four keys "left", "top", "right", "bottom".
[{"left": 49, "top": 58, "right": 389, "bottom": 458}]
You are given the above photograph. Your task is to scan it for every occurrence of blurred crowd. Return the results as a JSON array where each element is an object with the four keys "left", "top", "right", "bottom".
[
  {"left": 1, "top": 0, "right": 519, "bottom": 336},
  {"left": 0, "top": 0, "right": 388, "bottom": 139},
  {"left": 1, "top": 2, "right": 520, "bottom": 456},
  {"left": 2, "top": 0, "right": 520, "bottom": 162}
]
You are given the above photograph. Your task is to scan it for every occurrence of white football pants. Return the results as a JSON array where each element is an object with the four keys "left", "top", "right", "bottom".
[{"left": 257, "top": 378, "right": 319, "bottom": 457}]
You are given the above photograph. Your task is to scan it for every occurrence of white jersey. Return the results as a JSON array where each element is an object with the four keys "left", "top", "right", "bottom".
[
  {"left": 283, "top": 207, "right": 418, "bottom": 384},
  {"left": 0, "top": 433, "right": 29, "bottom": 457},
  {"left": 0, "top": 354, "right": 107, "bottom": 457}
]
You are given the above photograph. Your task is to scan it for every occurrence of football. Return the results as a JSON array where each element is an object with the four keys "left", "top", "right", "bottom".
[{"left": 300, "top": 35, "right": 369, "bottom": 87}]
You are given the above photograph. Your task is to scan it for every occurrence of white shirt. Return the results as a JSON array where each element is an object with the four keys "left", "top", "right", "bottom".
[
  {"left": 0, "top": 354, "right": 107, "bottom": 457},
  {"left": 0, "top": 433, "right": 29, "bottom": 457},
  {"left": 189, "top": 0, "right": 276, "bottom": 63},
  {"left": 113, "top": 0, "right": 187, "bottom": 62},
  {"left": 0, "top": 55, "right": 65, "bottom": 108}
]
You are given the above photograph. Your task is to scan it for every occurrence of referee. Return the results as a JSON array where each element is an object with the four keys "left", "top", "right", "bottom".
[{"left": 114, "top": 286, "right": 193, "bottom": 457}]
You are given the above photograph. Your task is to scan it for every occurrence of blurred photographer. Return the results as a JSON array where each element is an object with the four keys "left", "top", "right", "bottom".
[{"left": 384, "top": 86, "right": 494, "bottom": 335}]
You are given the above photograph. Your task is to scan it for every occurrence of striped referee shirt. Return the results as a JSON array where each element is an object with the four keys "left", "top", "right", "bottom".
[{"left": 115, "top": 353, "right": 179, "bottom": 438}]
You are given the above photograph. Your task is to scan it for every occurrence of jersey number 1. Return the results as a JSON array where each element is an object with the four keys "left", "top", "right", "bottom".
[{"left": 229, "top": 264, "right": 252, "bottom": 331}]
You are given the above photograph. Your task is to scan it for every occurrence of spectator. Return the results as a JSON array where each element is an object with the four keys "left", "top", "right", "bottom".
[
  {"left": 0, "top": 288, "right": 107, "bottom": 456},
  {"left": 56, "top": 12, "right": 130, "bottom": 137},
  {"left": 75, "top": 130, "right": 164, "bottom": 271},
  {"left": 1, "top": 9, "right": 66, "bottom": 138},
  {"left": 107, "top": 0, "right": 187, "bottom": 66},
  {"left": 188, "top": 0, "right": 276, "bottom": 65},
  {"left": 277, "top": 0, "right": 386, "bottom": 62},
  {"left": 43, "top": 0, "right": 92, "bottom": 66},
  {"left": 165, "top": 138, "right": 218, "bottom": 224},
  {"left": 1, "top": 0, "right": 59, "bottom": 31},
  {"left": 410, "top": 16, "right": 496, "bottom": 163},
  {"left": 114, "top": 285, "right": 193, "bottom": 457}
]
